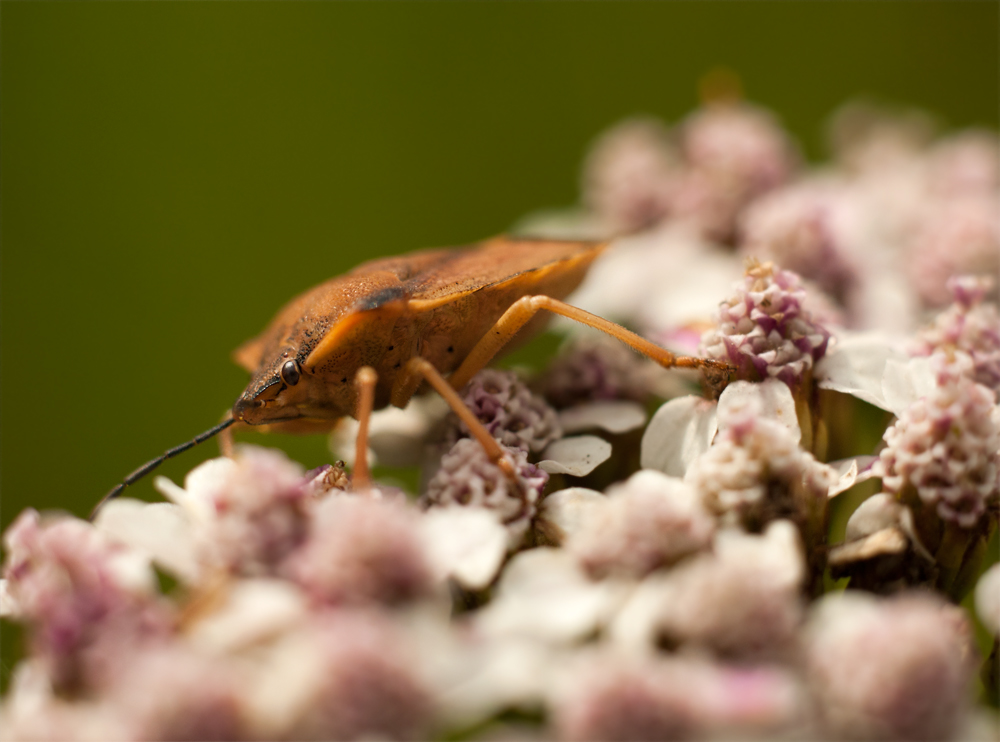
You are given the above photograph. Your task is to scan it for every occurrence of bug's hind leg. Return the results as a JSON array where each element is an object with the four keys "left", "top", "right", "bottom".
[
  {"left": 352, "top": 366, "right": 379, "bottom": 491},
  {"left": 397, "top": 357, "right": 518, "bottom": 481},
  {"left": 448, "top": 295, "right": 732, "bottom": 395}
]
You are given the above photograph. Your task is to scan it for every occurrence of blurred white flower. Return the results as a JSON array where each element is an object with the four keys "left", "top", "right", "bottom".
[
  {"left": 975, "top": 562, "right": 1000, "bottom": 637},
  {"left": 582, "top": 117, "right": 678, "bottom": 234},
  {"left": 1, "top": 509, "right": 171, "bottom": 692},
  {"left": 565, "top": 470, "right": 714, "bottom": 579},
  {"left": 908, "top": 194, "right": 1000, "bottom": 308},
  {"left": 549, "top": 650, "right": 807, "bottom": 742},
  {"left": 926, "top": 129, "right": 1000, "bottom": 197},
  {"left": 565, "top": 227, "right": 743, "bottom": 336},
  {"left": 474, "top": 548, "right": 630, "bottom": 645},
  {"left": 284, "top": 494, "right": 437, "bottom": 607},
  {"left": 738, "top": 179, "right": 860, "bottom": 301},
  {"left": 609, "top": 521, "right": 806, "bottom": 661},
  {"left": 671, "top": 100, "right": 801, "bottom": 242},
  {"left": 805, "top": 590, "right": 975, "bottom": 741},
  {"left": 153, "top": 446, "right": 310, "bottom": 576}
]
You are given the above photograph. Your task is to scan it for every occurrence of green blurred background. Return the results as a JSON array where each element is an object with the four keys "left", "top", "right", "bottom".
[{"left": 2, "top": 2, "right": 998, "bottom": 529}]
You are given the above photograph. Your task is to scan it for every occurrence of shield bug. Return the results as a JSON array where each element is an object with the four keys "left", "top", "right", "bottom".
[{"left": 95, "top": 236, "right": 730, "bottom": 515}]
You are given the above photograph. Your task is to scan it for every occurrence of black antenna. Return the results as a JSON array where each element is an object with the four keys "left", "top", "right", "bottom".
[{"left": 90, "top": 416, "right": 236, "bottom": 520}]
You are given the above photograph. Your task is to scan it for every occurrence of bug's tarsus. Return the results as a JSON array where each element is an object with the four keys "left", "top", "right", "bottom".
[{"left": 90, "top": 416, "right": 236, "bottom": 521}]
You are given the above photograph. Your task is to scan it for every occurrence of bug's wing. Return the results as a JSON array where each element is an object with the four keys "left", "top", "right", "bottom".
[
  {"left": 234, "top": 238, "right": 604, "bottom": 375},
  {"left": 403, "top": 237, "right": 607, "bottom": 306},
  {"left": 232, "top": 249, "right": 458, "bottom": 373}
]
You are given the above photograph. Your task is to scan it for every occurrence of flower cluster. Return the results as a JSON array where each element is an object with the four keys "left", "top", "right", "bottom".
[
  {"left": 423, "top": 438, "right": 549, "bottom": 542},
  {"left": 913, "top": 276, "right": 1000, "bottom": 395},
  {"left": 879, "top": 354, "right": 1000, "bottom": 527},
  {"left": 3, "top": 94, "right": 999, "bottom": 741},
  {"left": 699, "top": 261, "right": 831, "bottom": 387}
]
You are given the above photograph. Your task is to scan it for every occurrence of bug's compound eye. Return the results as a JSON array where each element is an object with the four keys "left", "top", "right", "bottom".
[{"left": 280, "top": 359, "right": 301, "bottom": 386}]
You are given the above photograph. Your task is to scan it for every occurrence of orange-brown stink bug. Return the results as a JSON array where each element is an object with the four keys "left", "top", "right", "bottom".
[{"left": 95, "top": 236, "right": 729, "bottom": 515}]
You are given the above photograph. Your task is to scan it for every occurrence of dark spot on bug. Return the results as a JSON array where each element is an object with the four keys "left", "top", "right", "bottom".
[
  {"left": 448, "top": 346, "right": 454, "bottom": 353},
  {"left": 388, "top": 345, "right": 394, "bottom": 351},
  {"left": 394, "top": 362, "right": 401, "bottom": 369},
  {"left": 341, "top": 377, "right": 348, "bottom": 383},
  {"left": 357, "top": 286, "right": 406, "bottom": 312}
]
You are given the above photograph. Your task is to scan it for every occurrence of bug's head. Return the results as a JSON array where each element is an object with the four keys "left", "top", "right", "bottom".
[{"left": 232, "top": 351, "right": 314, "bottom": 425}]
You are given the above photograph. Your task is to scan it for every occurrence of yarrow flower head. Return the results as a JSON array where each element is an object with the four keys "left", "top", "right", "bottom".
[
  {"left": 282, "top": 495, "right": 435, "bottom": 607},
  {"left": 581, "top": 117, "right": 677, "bottom": 234},
  {"left": 628, "top": 522, "right": 807, "bottom": 661},
  {"left": 926, "top": 129, "right": 1000, "bottom": 197},
  {"left": 423, "top": 438, "right": 549, "bottom": 542},
  {"left": 281, "top": 610, "right": 434, "bottom": 741},
  {"left": 908, "top": 194, "right": 1000, "bottom": 308},
  {"left": 738, "top": 182, "right": 858, "bottom": 301},
  {"left": 1, "top": 510, "right": 171, "bottom": 692},
  {"left": 156, "top": 446, "right": 311, "bottom": 576},
  {"left": 912, "top": 276, "right": 1000, "bottom": 395},
  {"left": 686, "top": 394, "right": 832, "bottom": 531},
  {"left": 566, "top": 470, "right": 715, "bottom": 580},
  {"left": 879, "top": 354, "right": 1000, "bottom": 527},
  {"left": 539, "top": 335, "right": 657, "bottom": 409},
  {"left": 700, "top": 261, "right": 831, "bottom": 388},
  {"left": 670, "top": 100, "right": 800, "bottom": 242},
  {"left": 446, "top": 369, "right": 561, "bottom": 453},
  {"left": 552, "top": 655, "right": 704, "bottom": 741},
  {"left": 103, "top": 644, "right": 246, "bottom": 741},
  {"left": 805, "top": 591, "right": 975, "bottom": 741}
]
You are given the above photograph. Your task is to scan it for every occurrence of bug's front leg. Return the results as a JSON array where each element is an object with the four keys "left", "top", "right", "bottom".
[{"left": 352, "top": 366, "right": 378, "bottom": 491}]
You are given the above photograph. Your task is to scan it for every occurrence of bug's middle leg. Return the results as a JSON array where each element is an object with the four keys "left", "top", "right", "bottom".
[
  {"left": 448, "top": 295, "right": 732, "bottom": 393},
  {"left": 393, "top": 357, "right": 518, "bottom": 481}
]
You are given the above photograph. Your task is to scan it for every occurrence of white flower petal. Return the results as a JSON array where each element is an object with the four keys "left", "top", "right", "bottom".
[
  {"left": 420, "top": 507, "right": 509, "bottom": 590},
  {"left": 559, "top": 400, "right": 647, "bottom": 435},
  {"left": 187, "top": 578, "right": 308, "bottom": 654},
  {"left": 882, "top": 356, "right": 937, "bottom": 417},
  {"left": 641, "top": 395, "right": 718, "bottom": 476},
  {"left": 844, "top": 493, "right": 905, "bottom": 541},
  {"left": 537, "top": 487, "right": 606, "bottom": 542},
  {"left": 476, "top": 548, "right": 628, "bottom": 643},
  {"left": 607, "top": 572, "right": 675, "bottom": 655},
  {"left": 729, "top": 520, "right": 806, "bottom": 590},
  {"left": 538, "top": 435, "right": 612, "bottom": 476},
  {"left": 975, "top": 563, "right": 1000, "bottom": 637},
  {"left": 433, "top": 637, "right": 558, "bottom": 728},
  {"left": 107, "top": 550, "right": 158, "bottom": 595},
  {"left": 243, "top": 630, "right": 326, "bottom": 736},
  {"left": 817, "top": 333, "right": 904, "bottom": 410},
  {"left": 718, "top": 379, "right": 801, "bottom": 442},
  {"left": 94, "top": 498, "right": 200, "bottom": 584},
  {"left": 0, "top": 578, "right": 20, "bottom": 618},
  {"left": 827, "top": 456, "right": 880, "bottom": 498},
  {"left": 330, "top": 396, "right": 449, "bottom": 468}
]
